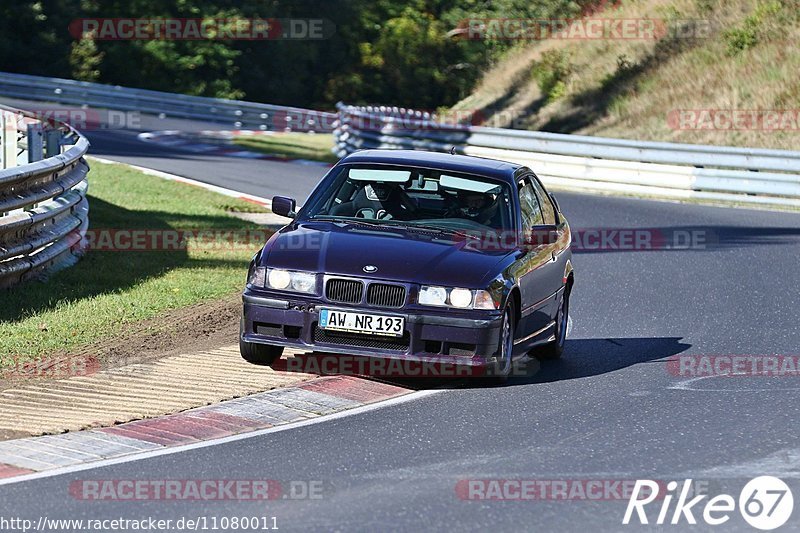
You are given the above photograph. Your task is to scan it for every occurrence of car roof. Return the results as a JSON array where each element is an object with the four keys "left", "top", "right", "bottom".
[{"left": 338, "top": 149, "right": 524, "bottom": 183}]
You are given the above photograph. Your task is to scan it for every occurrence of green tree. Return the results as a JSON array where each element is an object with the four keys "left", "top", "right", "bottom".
[
  {"left": 69, "top": 32, "right": 103, "bottom": 81},
  {"left": 0, "top": 0, "right": 614, "bottom": 108}
]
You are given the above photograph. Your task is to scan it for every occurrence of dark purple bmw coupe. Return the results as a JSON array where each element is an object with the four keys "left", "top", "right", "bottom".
[{"left": 240, "top": 149, "right": 573, "bottom": 378}]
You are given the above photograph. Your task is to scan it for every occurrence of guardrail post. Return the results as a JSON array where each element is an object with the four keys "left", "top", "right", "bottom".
[
  {"left": 45, "top": 129, "right": 62, "bottom": 157},
  {"left": 27, "top": 123, "right": 44, "bottom": 163},
  {"left": 1, "top": 110, "right": 17, "bottom": 169}
]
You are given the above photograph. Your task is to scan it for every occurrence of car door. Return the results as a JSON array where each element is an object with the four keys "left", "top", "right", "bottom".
[
  {"left": 529, "top": 174, "right": 568, "bottom": 322},
  {"left": 515, "top": 176, "right": 553, "bottom": 340}
]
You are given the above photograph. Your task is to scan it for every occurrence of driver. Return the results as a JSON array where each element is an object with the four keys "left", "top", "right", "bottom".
[{"left": 454, "top": 191, "right": 499, "bottom": 226}]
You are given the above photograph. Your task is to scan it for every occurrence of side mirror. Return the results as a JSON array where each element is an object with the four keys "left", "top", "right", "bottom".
[
  {"left": 527, "top": 224, "right": 560, "bottom": 247},
  {"left": 272, "top": 196, "right": 297, "bottom": 218}
]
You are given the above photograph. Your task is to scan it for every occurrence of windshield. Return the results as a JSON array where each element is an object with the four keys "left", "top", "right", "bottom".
[{"left": 304, "top": 165, "right": 514, "bottom": 233}]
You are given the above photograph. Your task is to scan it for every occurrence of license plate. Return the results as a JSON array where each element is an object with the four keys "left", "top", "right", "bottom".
[{"left": 319, "top": 309, "right": 404, "bottom": 337}]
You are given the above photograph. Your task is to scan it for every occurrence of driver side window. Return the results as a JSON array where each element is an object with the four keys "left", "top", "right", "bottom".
[
  {"left": 518, "top": 178, "right": 543, "bottom": 232},
  {"left": 530, "top": 175, "right": 557, "bottom": 225}
]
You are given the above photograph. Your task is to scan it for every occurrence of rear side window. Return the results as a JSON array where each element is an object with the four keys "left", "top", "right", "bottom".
[{"left": 518, "top": 179, "right": 543, "bottom": 231}]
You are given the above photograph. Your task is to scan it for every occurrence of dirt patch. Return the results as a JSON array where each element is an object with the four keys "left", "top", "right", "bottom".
[
  {"left": 0, "top": 293, "right": 241, "bottom": 391},
  {"left": 80, "top": 293, "right": 241, "bottom": 365}
]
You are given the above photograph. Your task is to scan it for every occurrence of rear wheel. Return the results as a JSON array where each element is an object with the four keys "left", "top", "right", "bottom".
[
  {"left": 239, "top": 338, "right": 284, "bottom": 366},
  {"left": 539, "top": 283, "right": 571, "bottom": 360}
]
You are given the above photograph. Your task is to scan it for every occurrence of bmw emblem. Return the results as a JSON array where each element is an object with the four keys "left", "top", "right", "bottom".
[{"left": 363, "top": 265, "right": 378, "bottom": 273}]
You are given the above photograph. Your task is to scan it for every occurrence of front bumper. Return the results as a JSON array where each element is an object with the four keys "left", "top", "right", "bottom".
[{"left": 240, "top": 291, "right": 502, "bottom": 366}]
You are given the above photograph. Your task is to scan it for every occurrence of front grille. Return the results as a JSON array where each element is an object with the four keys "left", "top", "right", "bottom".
[
  {"left": 367, "top": 283, "right": 406, "bottom": 308},
  {"left": 326, "top": 278, "right": 363, "bottom": 304},
  {"left": 314, "top": 326, "right": 410, "bottom": 351}
]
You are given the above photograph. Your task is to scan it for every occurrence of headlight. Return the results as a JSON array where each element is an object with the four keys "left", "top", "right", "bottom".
[
  {"left": 419, "top": 286, "right": 447, "bottom": 306},
  {"left": 265, "top": 268, "right": 317, "bottom": 294},
  {"left": 290, "top": 271, "right": 316, "bottom": 293},
  {"left": 267, "top": 268, "right": 291, "bottom": 289},
  {"left": 248, "top": 266, "right": 266, "bottom": 287},
  {"left": 418, "top": 286, "right": 498, "bottom": 310},
  {"left": 449, "top": 288, "right": 473, "bottom": 308}
]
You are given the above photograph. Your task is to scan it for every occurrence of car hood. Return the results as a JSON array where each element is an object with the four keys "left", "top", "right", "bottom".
[{"left": 262, "top": 221, "right": 514, "bottom": 287}]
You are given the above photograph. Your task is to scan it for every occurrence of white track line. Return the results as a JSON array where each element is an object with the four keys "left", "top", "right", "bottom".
[{"left": 86, "top": 155, "right": 272, "bottom": 207}]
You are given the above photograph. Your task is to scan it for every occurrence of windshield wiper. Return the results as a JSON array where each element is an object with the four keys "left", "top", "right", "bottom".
[
  {"left": 383, "top": 222, "right": 477, "bottom": 240},
  {"left": 310, "top": 217, "right": 478, "bottom": 240},
  {"left": 312, "top": 217, "right": 401, "bottom": 230},
  {"left": 310, "top": 216, "right": 377, "bottom": 227}
]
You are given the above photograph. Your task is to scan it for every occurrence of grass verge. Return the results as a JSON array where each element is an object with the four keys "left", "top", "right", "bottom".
[
  {"left": 233, "top": 132, "right": 338, "bottom": 163},
  {"left": 0, "top": 160, "right": 269, "bottom": 363}
]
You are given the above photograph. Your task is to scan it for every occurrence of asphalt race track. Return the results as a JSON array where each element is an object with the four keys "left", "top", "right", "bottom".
[
  {"left": 2, "top": 99, "right": 800, "bottom": 531},
  {"left": 0, "top": 96, "right": 325, "bottom": 202}
]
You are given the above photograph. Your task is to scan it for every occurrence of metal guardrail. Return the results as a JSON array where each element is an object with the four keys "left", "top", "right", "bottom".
[
  {"left": 334, "top": 104, "right": 800, "bottom": 207},
  {"left": 0, "top": 71, "right": 337, "bottom": 133},
  {"left": 0, "top": 104, "right": 89, "bottom": 288}
]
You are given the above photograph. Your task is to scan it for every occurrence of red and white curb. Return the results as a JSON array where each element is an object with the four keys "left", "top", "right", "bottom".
[
  {"left": 0, "top": 376, "right": 426, "bottom": 484},
  {"left": 137, "top": 130, "right": 332, "bottom": 167}
]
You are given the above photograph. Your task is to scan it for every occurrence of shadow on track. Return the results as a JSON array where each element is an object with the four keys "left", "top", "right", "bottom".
[
  {"left": 500, "top": 336, "right": 692, "bottom": 387},
  {"left": 271, "top": 336, "right": 691, "bottom": 391}
]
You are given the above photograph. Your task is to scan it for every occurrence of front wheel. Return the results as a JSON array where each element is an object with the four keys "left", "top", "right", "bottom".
[
  {"left": 539, "top": 284, "right": 571, "bottom": 360},
  {"left": 239, "top": 338, "right": 284, "bottom": 366},
  {"left": 489, "top": 304, "right": 515, "bottom": 382}
]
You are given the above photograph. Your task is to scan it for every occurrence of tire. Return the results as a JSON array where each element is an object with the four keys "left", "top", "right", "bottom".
[
  {"left": 487, "top": 303, "right": 515, "bottom": 382},
  {"left": 539, "top": 283, "right": 571, "bottom": 360},
  {"left": 239, "top": 338, "right": 284, "bottom": 366}
]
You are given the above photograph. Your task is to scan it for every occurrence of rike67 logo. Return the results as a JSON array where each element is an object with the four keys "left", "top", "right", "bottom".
[{"left": 623, "top": 476, "right": 793, "bottom": 530}]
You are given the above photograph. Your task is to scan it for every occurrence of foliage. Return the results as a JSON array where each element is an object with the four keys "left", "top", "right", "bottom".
[
  {"left": 0, "top": 1, "right": 612, "bottom": 108},
  {"left": 722, "top": 0, "right": 781, "bottom": 56},
  {"left": 531, "top": 50, "right": 573, "bottom": 102},
  {"left": 69, "top": 33, "right": 103, "bottom": 81}
]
